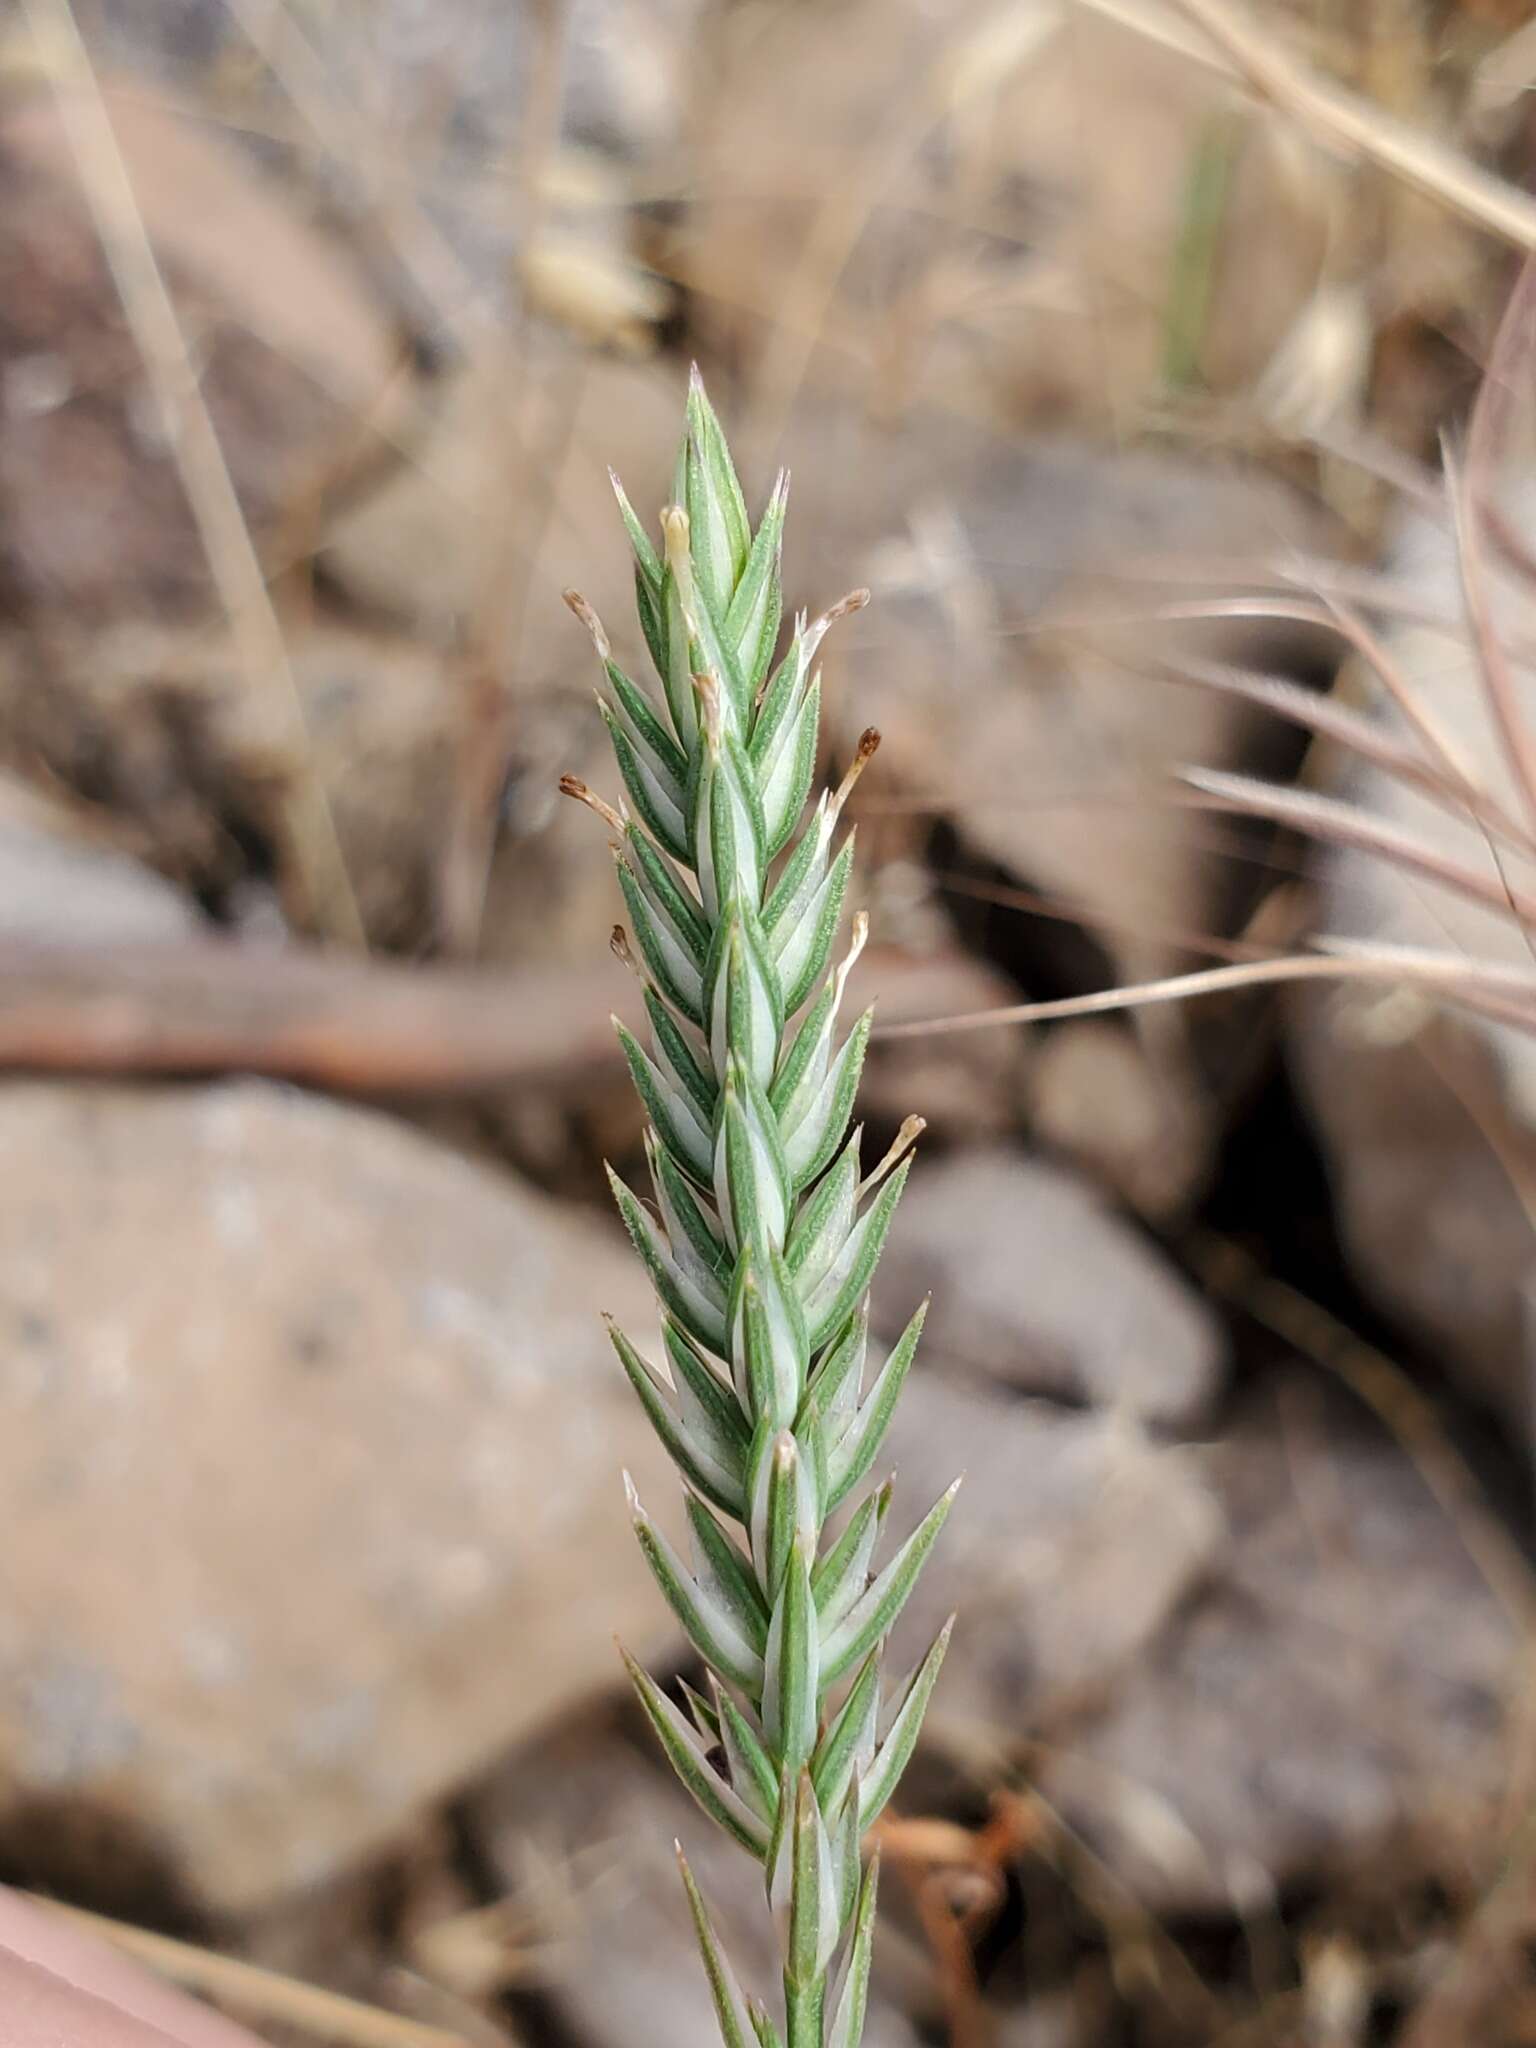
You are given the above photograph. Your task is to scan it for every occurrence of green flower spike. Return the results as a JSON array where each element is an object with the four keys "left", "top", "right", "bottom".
[{"left": 564, "top": 367, "right": 955, "bottom": 2048}]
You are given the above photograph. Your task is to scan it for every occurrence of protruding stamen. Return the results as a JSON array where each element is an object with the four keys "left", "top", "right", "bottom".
[
  {"left": 819, "top": 587, "right": 871, "bottom": 632},
  {"left": 559, "top": 774, "right": 625, "bottom": 836},
  {"left": 662, "top": 504, "right": 694, "bottom": 612},
  {"left": 831, "top": 728, "right": 882, "bottom": 823},
  {"left": 562, "top": 588, "right": 611, "bottom": 663},
  {"left": 610, "top": 924, "right": 641, "bottom": 977},
  {"left": 798, "top": 588, "right": 869, "bottom": 679},
  {"left": 834, "top": 912, "right": 871, "bottom": 1005},
  {"left": 695, "top": 669, "right": 725, "bottom": 748},
  {"left": 858, "top": 1114, "right": 926, "bottom": 1203}
]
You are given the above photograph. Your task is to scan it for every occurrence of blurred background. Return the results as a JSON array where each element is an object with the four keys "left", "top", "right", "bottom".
[{"left": 2, "top": 0, "right": 1536, "bottom": 2041}]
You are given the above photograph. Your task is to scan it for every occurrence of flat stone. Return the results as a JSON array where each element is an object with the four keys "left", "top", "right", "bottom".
[
  {"left": 0, "top": 1079, "right": 676, "bottom": 1913},
  {"left": 0, "top": 776, "right": 201, "bottom": 948},
  {"left": 880, "top": 1370, "right": 1223, "bottom": 1730},
  {"left": 1042, "top": 1369, "right": 1520, "bottom": 1912},
  {"left": 880, "top": 1148, "right": 1226, "bottom": 1428}
]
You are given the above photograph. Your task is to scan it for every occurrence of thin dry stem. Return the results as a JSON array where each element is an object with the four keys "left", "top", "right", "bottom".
[
  {"left": 1149, "top": 0, "right": 1536, "bottom": 254},
  {"left": 1181, "top": 766, "right": 1536, "bottom": 926},
  {"left": 1448, "top": 447, "right": 1536, "bottom": 851},
  {"left": 24, "top": 0, "right": 366, "bottom": 944},
  {"left": 559, "top": 774, "right": 626, "bottom": 837},
  {"left": 1147, "top": 656, "right": 1531, "bottom": 848},
  {"left": 875, "top": 948, "right": 1536, "bottom": 1043},
  {"left": 1153, "top": 595, "right": 1491, "bottom": 796},
  {"left": 23, "top": 1894, "right": 474, "bottom": 2048}
]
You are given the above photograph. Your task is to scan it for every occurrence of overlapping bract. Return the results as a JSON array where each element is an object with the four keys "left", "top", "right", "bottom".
[{"left": 573, "top": 371, "right": 954, "bottom": 2048}]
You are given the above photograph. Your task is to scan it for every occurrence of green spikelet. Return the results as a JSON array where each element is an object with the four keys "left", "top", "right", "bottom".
[{"left": 564, "top": 367, "right": 955, "bottom": 2048}]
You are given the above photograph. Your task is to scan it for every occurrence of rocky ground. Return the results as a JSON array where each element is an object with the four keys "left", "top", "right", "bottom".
[{"left": 2, "top": 2, "right": 1536, "bottom": 2044}]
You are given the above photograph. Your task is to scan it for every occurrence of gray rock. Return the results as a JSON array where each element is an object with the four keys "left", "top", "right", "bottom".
[
  {"left": 1042, "top": 1370, "right": 1519, "bottom": 1912},
  {"left": 0, "top": 778, "right": 201, "bottom": 947},
  {"left": 1289, "top": 989, "right": 1536, "bottom": 1444},
  {"left": 0, "top": 1079, "right": 677, "bottom": 1913},
  {"left": 880, "top": 1148, "right": 1226, "bottom": 1428},
  {"left": 6, "top": 622, "right": 457, "bottom": 951},
  {"left": 794, "top": 428, "right": 1326, "bottom": 992},
  {"left": 880, "top": 1371, "right": 1222, "bottom": 1732},
  {"left": 321, "top": 354, "right": 682, "bottom": 644}
]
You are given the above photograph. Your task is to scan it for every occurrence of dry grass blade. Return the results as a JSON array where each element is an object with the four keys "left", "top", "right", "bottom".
[
  {"left": 1470, "top": 268, "right": 1536, "bottom": 595},
  {"left": 740, "top": 0, "right": 1060, "bottom": 463},
  {"left": 435, "top": 0, "right": 572, "bottom": 958},
  {"left": 218, "top": 0, "right": 583, "bottom": 957},
  {"left": 219, "top": 0, "right": 494, "bottom": 350},
  {"left": 1152, "top": 657, "right": 1531, "bottom": 846},
  {"left": 1153, "top": 596, "right": 1491, "bottom": 790},
  {"left": 1181, "top": 766, "right": 1536, "bottom": 924},
  {"left": 1020, "top": 572, "right": 1536, "bottom": 668},
  {"left": 875, "top": 947, "right": 1536, "bottom": 1043},
  {"left": 1151, "top": 0, "right": 1536, "bottom": 254},
  {"left": 22, "top": 0, "right": 366, "bottom": 946},
  {"left": 25, "top": 1894, "right": 475, "bottom": 2048}
]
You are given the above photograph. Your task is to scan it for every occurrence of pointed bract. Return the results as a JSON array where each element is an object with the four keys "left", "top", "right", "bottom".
[
  {"left": 826, "top": 1855, "right": 880, "bottom": 2048},
  {"left": 623, "top": 1650, "right": 769, "bottom": 1858},
  {"left": 678, "top": 1847, "right": 760, "bottom": 2048},
  {"left": 820, "top": 1480, "right": 961, "bottom": 1691}
]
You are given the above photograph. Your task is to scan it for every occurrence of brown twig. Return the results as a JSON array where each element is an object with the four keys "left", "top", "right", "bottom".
[
  {"left": 872, "top": 1795, "right": 1041, "bottom": 2048},
  {"left": 0, "top": 943, "right": 635, "bottom": 1091},
  {"left": 0, "top": 939, "right": 990, "bottom": 1089}
]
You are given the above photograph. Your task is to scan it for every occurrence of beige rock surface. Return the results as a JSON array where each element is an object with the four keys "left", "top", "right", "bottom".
[
  {"left": 880, "top": 1148, "right": 1226, "bottom": 1427},
  {"left": 881, "top": 1373, "right": 1222, "bottom": 1732},
  {"left": 0, "top": 1078, "right": 674, "bottom": 1913},
  {"left": 1044, "top": 1371, "right": 1520, "bottom": 1911}
]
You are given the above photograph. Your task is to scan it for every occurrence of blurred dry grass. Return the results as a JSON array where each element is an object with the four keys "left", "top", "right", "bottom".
[{"left": 7, "top": 0, "right": 1536, "bottom": 2044}]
